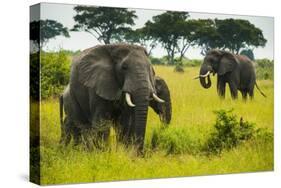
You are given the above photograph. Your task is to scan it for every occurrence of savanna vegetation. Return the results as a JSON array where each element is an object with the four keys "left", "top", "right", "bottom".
[
  {"left": 29, "top": 6, "right": 273, "bottom": 185},
  {"left": 35, "top": 54, "right": 273, "bottom": 184}
]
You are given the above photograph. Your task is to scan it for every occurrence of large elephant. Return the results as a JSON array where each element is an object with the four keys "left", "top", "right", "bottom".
[
  {"left": 59, "top": 44, "right": 171, "bottom": 152},
  {"left": 195, "top": 49, "right": 266, "bottom": 100}
]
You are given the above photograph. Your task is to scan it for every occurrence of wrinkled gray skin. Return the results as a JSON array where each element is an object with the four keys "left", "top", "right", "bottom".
[
  {"left": 198, "top": 49, "right": 266, "bottom": 100},
  {"left": 59, "top": 44, "right": 171, "bottom": 152}
]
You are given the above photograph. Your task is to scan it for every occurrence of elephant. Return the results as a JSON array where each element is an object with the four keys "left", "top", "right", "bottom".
[
  {"left": 195, "top": 49, "right": 266, "bottom": 100},
  {"left": 149, "top": 76, "right": 172, "bottom": 124},
  {"left": 59, "top": 44, "right": 171, "bottom": 152}
]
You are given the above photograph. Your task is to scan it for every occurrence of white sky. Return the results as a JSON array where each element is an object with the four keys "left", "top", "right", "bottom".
[{"left": 35, "top": 3, "right": 274, "bottom": 59}]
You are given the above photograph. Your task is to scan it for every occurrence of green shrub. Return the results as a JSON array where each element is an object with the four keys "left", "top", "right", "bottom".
[
  {"left": 40, "top": 50, "right": 71, "bottom": 99},
  {"left": 149, "top": 57, "right": 165, "bottom": 65},
  {"left": 174, "top": 64, "right": 185, "bottom": 73},
  {"left": 30, "top": 52, "right": 40, "bottom": 100},
  {"left": 174, "top": 57, "right": 202, "bottom": 67},
  {"left": 255, "top": 59, "right": 274, "bottom": 80},
  {"left": 151, "top": 127, "right": 200, "bottom": 155},
  {"left": 204, "top": 109, "right": 255, "bottom": 155}
]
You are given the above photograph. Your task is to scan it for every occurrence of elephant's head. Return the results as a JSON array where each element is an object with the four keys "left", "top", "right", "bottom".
[
  {"left": 150, "top": 76, "right": 172, "bottom": 125},
  {"left": 76, "top": 44, "right": 165, "bottom": 150},
  {"left": 196, "top": 49, "right": 238, "bottom": 88}
]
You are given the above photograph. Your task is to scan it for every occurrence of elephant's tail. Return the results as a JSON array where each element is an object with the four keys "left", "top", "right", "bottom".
[
  {"left": 59, "top": 95, "right": 64, "bottom": 127},
  {"left": 255, "top": 82, "right": 266, "bottom": 98}
]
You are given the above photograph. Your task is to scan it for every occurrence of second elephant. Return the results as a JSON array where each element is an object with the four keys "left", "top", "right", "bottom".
[{"left": 195, "top": 49, "right": 266, "bottom": 100}]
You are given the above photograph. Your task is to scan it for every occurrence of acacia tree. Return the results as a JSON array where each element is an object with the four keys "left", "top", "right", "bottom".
[
  {"left": 194, "top": 19, "right": 267, "bottom": 55},
  {"left": 192, "top": 19, "right": 222, "bottom": 55},
  {"left": 215, "top": 18, "right": 267, "bottom": 54},
  {"left": 124, "top": 27, "right": 157, "bottom": 55},
  {"left": 72, "top": 6, "right": 137, "bottom": 44},
  {"left": 176, "top": 19, "right": 200, "bottom": 61},
  {"left": 145, "top": 11, "right": 190, "bottom": 64},
  {"left": 30, "top": 19, "right": 70, "bottom": 50}
]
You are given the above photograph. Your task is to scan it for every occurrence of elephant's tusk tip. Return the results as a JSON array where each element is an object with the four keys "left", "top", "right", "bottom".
[
  {"left": 125, "top": 93, "right": 136, "bottom": 107},
  {"left": 153, "top": 93, "right": 165, "bottom": 103}
]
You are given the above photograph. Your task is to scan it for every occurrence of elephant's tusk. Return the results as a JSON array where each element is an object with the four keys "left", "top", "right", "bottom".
[
  {"left": 193, "top": 71, "right": 210, "bottom": 79},
  {"left": 153, "top": 93, "right": 165, "bottom": 103},
  {"left": 125, "top": 93, "right": 136, "bottom": 107}
]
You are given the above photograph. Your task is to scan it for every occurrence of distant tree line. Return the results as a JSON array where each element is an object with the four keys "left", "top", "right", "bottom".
[{"left": 30, "top": 6, "right": 267, "bottom": 65}]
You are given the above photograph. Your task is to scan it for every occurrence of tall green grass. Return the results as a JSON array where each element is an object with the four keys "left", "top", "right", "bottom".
[{"left": 39, "top": 66, "right": 273, "bottom": 185}]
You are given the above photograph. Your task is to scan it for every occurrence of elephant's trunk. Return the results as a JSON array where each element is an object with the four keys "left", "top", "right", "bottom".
[
  {"left": 199, "top": 65, "right": 212, "bottom": 89},
  {"left": 132, "top": 88, "right": 150, "bottom": 152},
  {"left": 162, "top": 93, "right": 172, "bottom": 124}
]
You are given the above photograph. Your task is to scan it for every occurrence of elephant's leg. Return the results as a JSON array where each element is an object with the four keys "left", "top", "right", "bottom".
[
  {"left": 72, "top": 126, "right": 82, "bottom": 146},
  {"left": 217, "top": 77, "right": 226, "bottom": 99},
  {"left": 228, "top": 81, "right": 238, "bottom": 99},
  {"left": 249, "top": 88, "right": 254, "bottom": 100},
  {"left": 89, "top": 95, "right": 114, "bottom": 148},
  {"left": 117, "top": 107, "right": 134, "bottom": 145},
  {"left": 241, "top": 90, "right": 248, "bottom": 101}
]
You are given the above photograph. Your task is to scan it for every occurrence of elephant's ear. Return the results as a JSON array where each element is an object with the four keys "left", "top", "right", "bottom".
[
  {"left": 218, "top": 52, "right": 238, "bottom": 75},
  {"left": 77, "top": 46, "right": 121, "bottom": 100}
]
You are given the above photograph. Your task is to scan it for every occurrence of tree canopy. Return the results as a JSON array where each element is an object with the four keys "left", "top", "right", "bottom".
[
  {"left": 72, "top": 6, "right": 137, "bottom": 44},
  {"left": 215, "top": 19, "right": 267, "bottom": 54},
  {"left": 124, "top": 27, "right": 157, "bottom": 55},
  {"left": 30, "top": 19, "right": 70, "bottom": 49},
  {"left": 144, "top": 11, "right": 192, "bottom": 64},
  {"left": 192, "top": 19, "right": 222, "bottom": 55},
  {"left": 193, "top": 18, "right": 267, "bottom": 55}
]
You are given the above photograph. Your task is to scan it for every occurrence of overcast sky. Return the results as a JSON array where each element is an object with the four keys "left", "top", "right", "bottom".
[{"left": 34, "top": 3, "right": 274, "bottom": 59}]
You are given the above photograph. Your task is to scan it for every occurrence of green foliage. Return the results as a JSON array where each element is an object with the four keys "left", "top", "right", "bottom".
[
  {"left": 256, "top": 59, "right": 274, "bottom": 80},
  {"left": 151, "top": 127, "right": 200, "bottom": 155},
  {"left": 176, "top": 57, "right": 202, "bottom": 67},
  {"left": 174, "top": 64, "right": 185, "bottom": 73},
  {"left": 215, "top": 19, "right": 266, "bottom": 54},
  {"left": 30, "top": 20, "right": 69, "bottom": 48},
  {"left": 40, "top": 51, "right": 70, "bottom": 99},
  {"left": 124, "top": 28, "right": 157, "bottom": 55},
  {"left": 149, "top": 57, "right": 165, "bottom": 65},
  {"left": 72, "top": 6, "right": 137, "bottom": 44},
  {"left": 59, "top": 49, "right": 81, "bottom": 56},
  {"left": 204, "top": 109, "right": 255, "bottom": 155},
  {"left": 193, "top": 19, "right": 266, "bottom": 55},
  {"left": 144, "top": 11, "right": 191, "bottom": 64},
  {"left": 30, "top": 52, "right": 40, "bottom": 100},
  {"left": 38, "top": 66, "right": 273, "bottom": 184},
  {"left": 192, "top": 19, "right": 221, "bottom": 55}
]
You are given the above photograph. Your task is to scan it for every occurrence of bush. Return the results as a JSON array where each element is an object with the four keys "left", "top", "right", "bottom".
[
  {"left": 149, "top": 57, "right": 165, "bottom": 65},
  {"left": 151, "top": 127, "right": 200, "bottom": 155},
  {"left": 30, "top": 52, "right": 40, "bottom": 100},
  {"left": 173, "top": 57, "right": 202, "bottom": 67},
  {"left": 40, "top": 51, "right": 71, "bottom": 99},
  {"left": 174, "top": 64, "right": 185, "bottom": 73},
  {"left": 204, "top": 109, "right": 255, "bottom": 155},
  {"left": 255, "top": 59, "right": 274, "bottom": 80}
]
